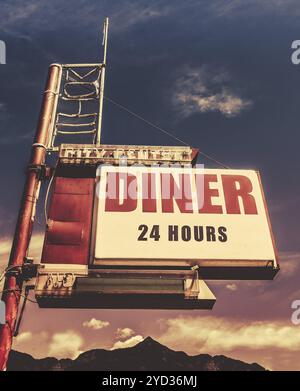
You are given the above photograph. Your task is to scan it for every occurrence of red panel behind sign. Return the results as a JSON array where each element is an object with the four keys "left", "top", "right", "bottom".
[{"left": 41, "top": 176, "right": 95, "bottom": 265}]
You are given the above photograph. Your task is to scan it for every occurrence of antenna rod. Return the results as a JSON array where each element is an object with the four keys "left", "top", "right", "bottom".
[{"left": 96, "top": 17, "right": 109, "bottom": 145}]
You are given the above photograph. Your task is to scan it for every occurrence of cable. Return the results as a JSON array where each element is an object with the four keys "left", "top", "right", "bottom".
[
  {"left": 0, "top": 266, "right": 21, "bottom": 283},
  {"left": 14, "top": 290, "right": 28, "bottom": 336},
  {"left": 44, "top": 165, "right": 57, "bottom": 224},
  {"left": 18, "top": 292, "right": 38, "bottom": 304},
  {"left": 0, "top": 289, "right": 38, "bottom": 304},
  {"left": 104, "top": 96, "right": 190, "bottom": 146},
  {"left": 198, "top": 151, "right": 230, "bottom": 169},
  {"left": 64, "top": 73, "right": 230, "bottom": 168},
  {"left": 104, "top": 96, "right": 230, "bottom": 168}
]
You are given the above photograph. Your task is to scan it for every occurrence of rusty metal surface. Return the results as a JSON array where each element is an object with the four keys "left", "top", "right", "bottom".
[
  {"left": 41, "top": 176, "right": 95, "bottom": 265},
  {"left": 0, "top": 64, "right": 62, "bottom": 371}
]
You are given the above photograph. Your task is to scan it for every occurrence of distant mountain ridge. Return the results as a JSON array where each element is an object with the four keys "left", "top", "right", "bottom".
[{"left": 7, "top": 336, "right": 265, "bottom": 371}]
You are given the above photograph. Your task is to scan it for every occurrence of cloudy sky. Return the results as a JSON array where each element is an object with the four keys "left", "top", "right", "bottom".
[{"left": 1, "top": 0, "right": 300, "bottom": 371}]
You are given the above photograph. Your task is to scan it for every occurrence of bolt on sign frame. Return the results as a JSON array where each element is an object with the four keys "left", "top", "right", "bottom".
[{"left": 0, "top": 17, "right": 279, "bottom": 371}]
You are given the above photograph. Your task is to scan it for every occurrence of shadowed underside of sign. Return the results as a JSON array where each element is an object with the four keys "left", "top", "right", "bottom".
[{"left": 34, "top": 264, "right": 216, "bottom": 309}]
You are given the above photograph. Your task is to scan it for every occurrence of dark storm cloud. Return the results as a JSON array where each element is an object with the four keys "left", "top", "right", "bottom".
[
  {"left": 1, "top": 0, "right": 300, "bottom": 370},
  {"left": 0, "top": 0, "right": 299, "bottom": 249}
]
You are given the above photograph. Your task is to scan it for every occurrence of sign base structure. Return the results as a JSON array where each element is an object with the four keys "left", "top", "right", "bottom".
[{"left": 34, "top": 265, "right": 216, "bottom": 309}]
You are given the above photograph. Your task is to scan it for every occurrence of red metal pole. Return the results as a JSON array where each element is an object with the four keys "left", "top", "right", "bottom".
[{"left": 0, "top": 64, "right": 61, "bottom": 371}]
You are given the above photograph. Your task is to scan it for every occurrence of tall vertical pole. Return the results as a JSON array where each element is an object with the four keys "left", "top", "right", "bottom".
[
  {"left": 96, "top": 17, "right": 109, "bottom": 145},
  {"left": 0, "top": 64, "right": 62, "bottom": 371}
]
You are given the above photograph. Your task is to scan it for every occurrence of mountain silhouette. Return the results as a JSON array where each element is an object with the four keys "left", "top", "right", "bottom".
[{"left": 7, "top": 336, "right": 265, "bottom": 371}]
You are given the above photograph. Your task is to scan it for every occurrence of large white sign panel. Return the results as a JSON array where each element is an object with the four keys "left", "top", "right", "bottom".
[{"left": 93, "top": 166, "right": 278, "bottom": 269}]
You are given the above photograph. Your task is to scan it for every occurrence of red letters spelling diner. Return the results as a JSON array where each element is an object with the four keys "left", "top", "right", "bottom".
[{"left": 104, "top": 172, "right": 258, "bottom": 215}]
